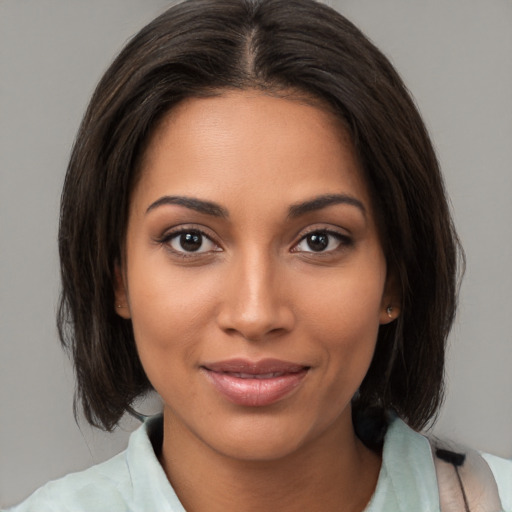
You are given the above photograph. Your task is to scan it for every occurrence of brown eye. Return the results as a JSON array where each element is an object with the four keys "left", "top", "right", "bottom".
[
  {"left": 294, "top": 230, "right": 350, "bottom": 253},
  {"left": 168, "top": 230, "right": 218, "bottom": 254},
  {"left": 305, "top": 233, "right": 329, "bottom": 252},
  {"left": 180, "top": 232, "right": 202, "bottom": 251}
]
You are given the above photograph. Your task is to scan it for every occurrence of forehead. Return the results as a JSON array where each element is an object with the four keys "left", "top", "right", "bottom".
[{"left": 135, "top": 90, "right": 372, "bottom": 216}]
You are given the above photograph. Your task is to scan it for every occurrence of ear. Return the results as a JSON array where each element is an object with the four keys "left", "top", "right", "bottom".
[
  {"left": 379, "top": 270, "right": 401, "bottom": 325},
  {"left": 114, "top": 262, "right": 131, "bottom": 319}
]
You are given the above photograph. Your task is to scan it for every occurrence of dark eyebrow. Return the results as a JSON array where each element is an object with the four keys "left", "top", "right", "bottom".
[
  {"left": 146, "top": 196, "right": 228, "bottom": 218},
  {"left": 288, "top": 194, "right": 366, "bottom": 218}
]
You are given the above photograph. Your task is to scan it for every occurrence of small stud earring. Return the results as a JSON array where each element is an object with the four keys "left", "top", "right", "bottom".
[
  {"left": 386, "top": 306, "right": 393, "bottom": 318},
  {"left": 116, "top": 304, "right": 125, "bottom": 309}
]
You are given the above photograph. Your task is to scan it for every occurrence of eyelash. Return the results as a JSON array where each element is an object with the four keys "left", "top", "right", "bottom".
[
  {"left": 292, "top": 229, "right": 353, "bottom": 255},
  {"left": 156, "top": 227, "right": 353, "bottom": 258},
  {"left": 157, "top": 227, "right": 221, "bottom": 258}
]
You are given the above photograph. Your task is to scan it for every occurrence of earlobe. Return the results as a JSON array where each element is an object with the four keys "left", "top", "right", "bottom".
[
  {"left": 379, "top": 270, "right": 401, "bottom": 325},
  {"left": 114, "top": 263, "right": 131, "bottom": 319},
  {"left": 380, "top": 303, "right": 400, "bottom": 325}
]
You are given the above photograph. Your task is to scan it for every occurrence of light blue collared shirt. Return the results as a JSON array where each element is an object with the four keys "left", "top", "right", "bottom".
[{"left": 6, "top": 415, "right": 512, "bottom": 511}]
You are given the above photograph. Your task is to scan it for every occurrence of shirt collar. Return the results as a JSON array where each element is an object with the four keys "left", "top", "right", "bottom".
[
  {"left": 127, "top": 414, "right": 186, "bottom": 512},
  {"left": 366, "top": 417, "right": 440, "bottom": 511},
  {"left": 127, "top": 414, "right": 439, "bottom": 511}
]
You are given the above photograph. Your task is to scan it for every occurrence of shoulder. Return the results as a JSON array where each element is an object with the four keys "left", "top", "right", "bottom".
[
  {"left": 5, "top": 451, "right": 131, "bottom": 512},
  {"left": 482, "top": 452, "right": 512, "bottom": 511},
  {"left": 5, "top": 415, "right": 184, "bottom": 512},
  {"left": 375, "top": 416, "right": 512, "bottom": 511},
  {"left": 427, "top": 428, "right": 511, "bottom": 511}
]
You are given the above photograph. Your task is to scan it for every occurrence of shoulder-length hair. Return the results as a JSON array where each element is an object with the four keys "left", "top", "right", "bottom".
[{"left": 58, "top": 0, "right": 462, "bottom": 433}]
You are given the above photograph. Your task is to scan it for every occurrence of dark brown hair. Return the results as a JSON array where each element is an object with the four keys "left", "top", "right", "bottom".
[{"left": 58, "top": 0, "right": 462, "bottom": 433}]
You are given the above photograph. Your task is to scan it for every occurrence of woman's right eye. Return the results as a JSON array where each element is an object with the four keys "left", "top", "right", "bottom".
[{"left": 165, "top": 230, "right": 219, "bottom": 255}]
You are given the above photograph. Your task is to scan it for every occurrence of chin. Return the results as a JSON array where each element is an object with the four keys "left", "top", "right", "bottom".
[
  {"left": 197, "top": 407, "right": 346, "bottom": 463},
  {"left": 209, "top": 425, "right": 308, "bottom": 462}
]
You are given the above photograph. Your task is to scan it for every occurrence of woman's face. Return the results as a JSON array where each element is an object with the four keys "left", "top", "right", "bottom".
[{"left": 116, "top": 90, "right": 397, "bottom": 461}]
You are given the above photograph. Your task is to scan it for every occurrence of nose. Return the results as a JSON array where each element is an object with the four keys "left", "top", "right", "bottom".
[{"left": 216, "top": 251, "right": 295, "bottom": 342}]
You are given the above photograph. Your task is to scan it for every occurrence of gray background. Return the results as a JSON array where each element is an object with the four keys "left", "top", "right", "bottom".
[{"left": 1, "top": 0, "right": 511, "bottom": 507}]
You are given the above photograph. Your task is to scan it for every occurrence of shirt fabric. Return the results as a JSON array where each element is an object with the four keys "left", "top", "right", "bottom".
[{"left": 6, "top": 415, "right": 512, "bottom": 512}]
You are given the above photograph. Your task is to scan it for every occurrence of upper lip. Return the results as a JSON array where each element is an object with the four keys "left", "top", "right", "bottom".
[{"left": 202, "top": 358, "right": 309, "bottom": 375}]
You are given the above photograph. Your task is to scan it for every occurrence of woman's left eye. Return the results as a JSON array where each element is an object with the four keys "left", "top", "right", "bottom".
[
  {"left": 294, "top": 230, "right": 349, "bottom": 253},
  {"left": 166, "top": 230, "right": 218, "bottom": 254}
]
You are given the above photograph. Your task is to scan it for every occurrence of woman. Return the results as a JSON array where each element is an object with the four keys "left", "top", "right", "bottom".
[{"left": 7, "top": 0, "right": 511, "bottom": 510}]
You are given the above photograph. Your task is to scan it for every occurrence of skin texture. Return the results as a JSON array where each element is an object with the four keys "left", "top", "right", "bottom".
[{"left": 115, "top": 91, "right": 400, "bottom": 512}]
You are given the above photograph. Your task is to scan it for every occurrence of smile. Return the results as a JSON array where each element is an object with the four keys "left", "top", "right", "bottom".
[{"left": 201, "top": 358, "right": 310, "bottom": 407}]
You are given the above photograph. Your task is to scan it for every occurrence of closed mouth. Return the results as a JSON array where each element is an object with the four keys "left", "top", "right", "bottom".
[
  {"left": 202, "top": 358, "right": 309, "bottom": 375},
  {"left": 220, "top": 371, "right": 292, "bottom": 379},
  {"left": 201, "top": 358, "right": 310, "bottom": 407}
]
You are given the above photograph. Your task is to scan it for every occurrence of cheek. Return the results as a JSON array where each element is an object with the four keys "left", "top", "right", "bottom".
[
  {"left": 126, "top": 257, "right": 220, "bottom": 381},
  {"left": 308, "top": 296, "right": 381, "bottom": 417},
  {"left": 129, "top": 250, "right": 218, "bottom": 327},
  {"left": 299, "top": 264, "right": 385, "bottom": 340},
  {"left": 297, "top": 264, "right": 385, "bottom": 384}
]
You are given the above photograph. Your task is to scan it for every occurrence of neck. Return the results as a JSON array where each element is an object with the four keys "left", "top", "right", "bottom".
[{"left": 159, "top": 410, "right": 381, "bottom": 512}]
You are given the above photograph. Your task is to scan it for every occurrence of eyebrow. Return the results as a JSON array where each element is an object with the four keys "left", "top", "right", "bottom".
[
  {"left": 146, "top": 196, "right": 228, "bottom": 218},
  {"left": 146, "top": 193, "right": 365, "bottom": 219},
  {"left": 288, "top": 193, "right": 366, "bottom": 218}
]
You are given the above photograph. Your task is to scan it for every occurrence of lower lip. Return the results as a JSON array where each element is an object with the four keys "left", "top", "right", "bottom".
[{"left": 203, "top": 369, "right": 308, "bottom": 407}]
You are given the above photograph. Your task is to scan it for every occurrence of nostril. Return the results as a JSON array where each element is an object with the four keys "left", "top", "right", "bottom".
[
  {"left": 218, "top": 317, "right": 293, "bottom": 342},
  {"left": 215, "top": 276, "right": 295, "bottom": 339}
]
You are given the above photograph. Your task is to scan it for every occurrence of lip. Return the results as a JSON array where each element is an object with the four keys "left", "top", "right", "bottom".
[{"left": 201, "top": 358, "right": 310, "bottom": 407}]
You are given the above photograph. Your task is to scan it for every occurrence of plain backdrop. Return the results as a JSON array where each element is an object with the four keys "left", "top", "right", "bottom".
[{"left": 1, "top": 0, "right": 511, "bottom": 507}]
